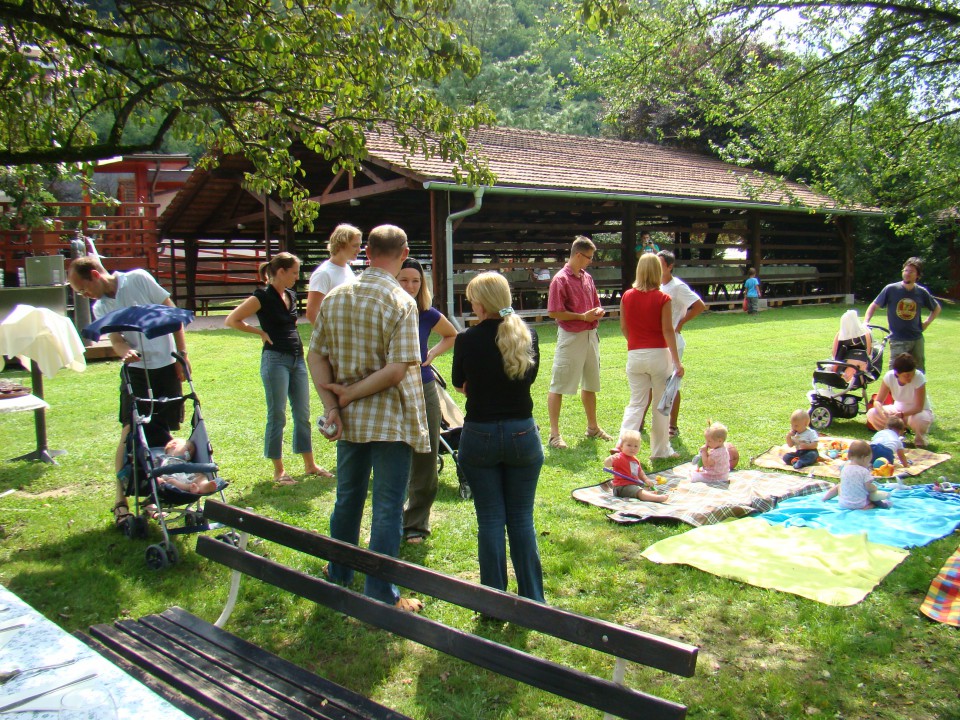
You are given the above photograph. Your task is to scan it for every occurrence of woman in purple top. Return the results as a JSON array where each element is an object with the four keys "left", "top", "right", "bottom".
[{"left": 396, "top": 258, "right": 457, "bottom": 543}]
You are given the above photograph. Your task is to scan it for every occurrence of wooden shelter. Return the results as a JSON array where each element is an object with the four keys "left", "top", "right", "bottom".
[{"left": 159, "top": 126, "right": 876, "bottom": 319}]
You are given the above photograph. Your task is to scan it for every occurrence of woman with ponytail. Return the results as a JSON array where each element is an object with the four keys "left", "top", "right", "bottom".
[
  {"left": 226, "top": 252, "right": 332, "bottom": 484},
  {"left": 452, "top": 272, "right": 545, "bottom": 602}
]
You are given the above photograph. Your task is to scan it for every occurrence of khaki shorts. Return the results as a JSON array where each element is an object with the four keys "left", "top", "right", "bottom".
[{"left": 549, "top": 327, "right": 601, "bottom": 395}]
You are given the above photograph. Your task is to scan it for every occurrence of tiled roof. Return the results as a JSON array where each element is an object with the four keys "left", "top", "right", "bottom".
[{"left": 364, "top": 125, "right": 848, "bottom": 211}]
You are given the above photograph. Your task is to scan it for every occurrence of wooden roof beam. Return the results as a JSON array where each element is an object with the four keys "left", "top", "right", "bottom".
[{"left": 307, "top": 177, "right": 416, "bottom": 205}]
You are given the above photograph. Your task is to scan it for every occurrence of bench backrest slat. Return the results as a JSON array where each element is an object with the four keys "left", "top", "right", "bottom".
[
  {"left": 197, "top": 537, "right": 687, "bottom": 720},
  {"left": 201, "top": 501, "right": 697, "bottom": 677}
]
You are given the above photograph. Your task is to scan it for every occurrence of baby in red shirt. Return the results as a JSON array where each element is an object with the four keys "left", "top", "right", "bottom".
[{"left": 603, "top": 430, "right": 668, "bottom": 502}]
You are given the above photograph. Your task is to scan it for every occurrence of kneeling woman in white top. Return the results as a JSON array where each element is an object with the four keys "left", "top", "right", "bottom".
[{"left": 865, "top": 352, "right": 934, "bottom": 447}]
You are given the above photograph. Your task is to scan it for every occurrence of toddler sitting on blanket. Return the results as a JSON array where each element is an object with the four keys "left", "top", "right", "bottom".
[
  {"left": 158, "top": 437, "right": 217, "bottom": 495},
  {"left": 782, "top": 409, "right": 819, "bottom": 470},
  {"left": 822, "top": 439, "right": 891, "bottom": 510},
  {"left": 690, "top": 421, "right": 732, "bottom": 484},
  {"left": 603, "top": 430, "right": 668, "bottom": 502}
]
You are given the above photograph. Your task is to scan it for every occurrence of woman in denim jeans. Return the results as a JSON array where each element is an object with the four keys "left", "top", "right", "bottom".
[
  {"left": 226, "top": 253, "right": 332, "bottom": 484},
  {"left": 452, "top": 272, "right": 545, "bottom": 602}
]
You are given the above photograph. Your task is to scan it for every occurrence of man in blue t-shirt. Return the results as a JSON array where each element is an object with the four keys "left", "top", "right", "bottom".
[{"left": 864, "top": 256, "right": 940, "bottom": 371}]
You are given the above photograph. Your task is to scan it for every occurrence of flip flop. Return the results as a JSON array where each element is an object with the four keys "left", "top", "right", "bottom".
[
  {"left": 304, "top": 468, "right": 334, "bottom": 478},
  {"left": 405, "top": 534, "right": 425, "bottom": 545},
  {"left": 275, "top": 474, "right": 298, "bottom": 486}
]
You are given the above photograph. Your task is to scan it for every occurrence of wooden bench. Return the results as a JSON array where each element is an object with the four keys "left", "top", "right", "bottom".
[{"left": 83, "top": 501, "right": 697, "bottom": 719}]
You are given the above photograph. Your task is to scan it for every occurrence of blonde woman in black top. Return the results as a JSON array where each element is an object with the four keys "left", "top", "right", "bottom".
[
  {"left": 452, "top": 272, "right": 544, "bottom": 601},
  {"left": 226, "top": 253, "right": 332, "bottom": 484}
]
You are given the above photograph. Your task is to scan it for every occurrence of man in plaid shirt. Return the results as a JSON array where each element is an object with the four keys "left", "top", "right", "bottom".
[{"left": 308, "top": 224, "right": 429, "bottom": 611}]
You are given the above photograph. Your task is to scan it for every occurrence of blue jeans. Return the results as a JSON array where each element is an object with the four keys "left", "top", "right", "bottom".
[
  {"left": 260, "top": 350, "right": 312, "bottom": 459},
  {"left": 870, "top": 444, "right": 895, "bottom": 465},
  {"left": 328, "top": 440, "right": 412, "bottom": 604},
  {"left": 782, "top": 449, "right": 818, "bottom": 468},
  {"left": 458, "top": 418, "right": 545, "bottom": 602}
]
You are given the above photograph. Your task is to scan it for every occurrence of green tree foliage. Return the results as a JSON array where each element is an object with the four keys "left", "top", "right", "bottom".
[
  {"left": 0, "top": 0, "right": 495, "bottom": 228},
  {"left": 561, "top": 0, "right": 960, "bottom": 290},
  {"left": 436, "top": 0, "right": 602, "bottom": 135}
]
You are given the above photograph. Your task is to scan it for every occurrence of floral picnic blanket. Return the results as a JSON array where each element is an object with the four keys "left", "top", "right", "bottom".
[
  {"left": 752, "top": 435, "right": 950, "bottom": 480},
  {"left": 571, "top": 464, "right": 831, "bottom": 527},
  {"left": 921, "top": 545, "right": 960, "bottom": 626}
]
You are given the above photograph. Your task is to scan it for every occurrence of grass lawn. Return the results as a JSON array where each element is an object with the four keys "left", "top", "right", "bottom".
[{"left": 1, "top": 302, "right": 957, "bottom": 719}]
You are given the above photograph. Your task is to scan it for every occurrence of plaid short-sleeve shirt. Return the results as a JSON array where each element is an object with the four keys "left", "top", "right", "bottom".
[{"left": 309, "top": 266, "right": 429, "bottom": 452}]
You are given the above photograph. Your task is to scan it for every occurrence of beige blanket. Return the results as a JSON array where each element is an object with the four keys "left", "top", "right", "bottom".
[
  {"left": 752, "top": 435, "right": 950, "bottom": 480},
  {"left": 571, "top": 464, "right": 831, "bottom": 526}
]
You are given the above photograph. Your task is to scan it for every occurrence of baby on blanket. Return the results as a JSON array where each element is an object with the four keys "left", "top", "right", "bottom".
[
  {"left": 603, "top": 430, "right": 669, "bottom": 502},
  {"left": 822, "top": 440, "right": 891, "bottom": 510}
]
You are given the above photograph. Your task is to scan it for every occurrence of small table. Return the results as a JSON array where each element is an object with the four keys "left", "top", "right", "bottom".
[{"left": 0, "top": 584, "right": 192, "bottom": 719}]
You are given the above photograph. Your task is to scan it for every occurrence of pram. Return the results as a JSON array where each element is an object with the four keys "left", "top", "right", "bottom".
[
  {"left": 432, "top": 368, "right": 471, "bottom": 500},
  {"left": 808, "top": 323, "right": 890, "bottom": 431},
  {"left": 83, "top": 304, "right": 230, "bottom": 569}
]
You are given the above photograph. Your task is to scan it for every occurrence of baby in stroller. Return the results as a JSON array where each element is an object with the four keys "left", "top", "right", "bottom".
[
  {"left": 157, "top": 437, "right": 218, "bottom": 495},
  {"left": 809, "top": 310, "right": 889, "bottom": 431},
  {"left": 830, "top": 310, "right": 872, "bottom": 385}
]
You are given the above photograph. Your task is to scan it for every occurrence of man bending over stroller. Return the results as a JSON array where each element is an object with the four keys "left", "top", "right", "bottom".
[{"left": 158, "top": 438, "right": 217, "bottom": 495}]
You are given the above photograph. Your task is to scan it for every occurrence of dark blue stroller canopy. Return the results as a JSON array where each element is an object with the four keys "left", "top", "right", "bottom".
[{"left": 82, "top": 303, "right": 194, "bottom": 341}]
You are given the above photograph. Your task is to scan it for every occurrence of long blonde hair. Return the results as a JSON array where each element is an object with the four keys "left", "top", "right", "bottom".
[
  {"left": 632, "top": 253, "right": 662, "bottom": 291},
  {"left": 466, "top": 272, "right": 534, "bottom": 380}
]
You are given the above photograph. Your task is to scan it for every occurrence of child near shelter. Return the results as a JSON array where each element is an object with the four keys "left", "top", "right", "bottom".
[
  {"left": 822, "top": 439, "right": 891, "bottom": 509},
  {"left": 782, "top": 409, "right": 819, "bottom": 470},
  {"left": 690, "top": 421, "right": 731, "bottom": 484},
  {"left": 603, "top": 430, "right": 668, "bottom": 502},
  {"left": 157, "top": 437, "right": 217, "bottom": 495},
  {"left": 870, "top": 416, "right": 912, "bottom": 468}
]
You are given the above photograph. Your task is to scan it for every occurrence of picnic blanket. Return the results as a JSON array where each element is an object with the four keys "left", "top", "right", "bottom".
[
  {"left": 641, "top": 517, "right": 909, "bottom": 606},
  {"left": 572, "top": 464, "right": 831, "bottom": 527},
  {"left": 920, "top": 546, "right": 960, "bottom": 626},
  {"left": 752, "top": 434, "right": 950, "bottom": 479},
  {"left": 758, "top": 484, "right": 960, "bottom": 549}
]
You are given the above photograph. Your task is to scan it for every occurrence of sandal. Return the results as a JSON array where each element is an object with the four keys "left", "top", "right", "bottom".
[
  {"left": 548, "top": 435, "right": 568, "bottom": 449},
  {"left": 585, "top": 427, "right": 613, "bottom": 441},
  {"left": 274, "top": 474, "right": 298, "bottom": 486},
  {"left": 395, "top": 597, "right": 424, "bottom": 613},
  {"left": 112, "top": 502, "right": 132, "bottom": 528},
  {"left": 304, "top": 467, "right": 334, "bottom": 478},
  {"left": 405, "top": 534, "right": 425, "bottom": 545},
  {"left": 668, "top": 425, "right": 679, "bottom": 438}
]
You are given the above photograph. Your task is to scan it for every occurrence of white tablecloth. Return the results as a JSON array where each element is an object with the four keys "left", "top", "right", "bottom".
[
  {"left": 0, "top": 305, "right": 85, "bottom": 378},
  {"left": 0, "top": 394, "right": 48, "bottom": 414},
  {"left": 0, "top": 584, "right": 191, "bottom": 719}
]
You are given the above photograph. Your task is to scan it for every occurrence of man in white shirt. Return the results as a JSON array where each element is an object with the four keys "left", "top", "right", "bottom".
[
  {"left": 305, "top": 224, "right": 362, "bottom": 325},
  {"left": 656, "top": 250, "right": 705, "bottom": 437}
]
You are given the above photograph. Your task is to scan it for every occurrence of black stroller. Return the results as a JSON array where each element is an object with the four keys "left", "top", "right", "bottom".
[
  {"left": 83, "top": 304, "right": 229, "bottom": 569},
  {"left": 808, "top": 323, "right": 890, "bottom": 431},
  {"left": 432, "top": 368, "right": 470, "bottom": 500}
]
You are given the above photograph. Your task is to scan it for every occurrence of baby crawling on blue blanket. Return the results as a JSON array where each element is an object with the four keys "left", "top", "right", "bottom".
[{"left": 821, "top": 439, "right": 891, "bottom": 510}]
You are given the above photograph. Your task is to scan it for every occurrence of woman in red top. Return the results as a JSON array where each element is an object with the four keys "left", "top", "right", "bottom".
[{"left": 619, "top": 253, "right": 684, "bottom": 459}]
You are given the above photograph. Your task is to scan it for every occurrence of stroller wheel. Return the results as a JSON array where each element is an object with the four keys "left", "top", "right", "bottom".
[
  {"left": 145, "top": 543, "right": 170, "bottom": 570},
  {"left": 809, "top": 404, "right": 833, "bottom": 431},
  {"left": 162, "top": 540, "right": 180, "bottom": 566},
  {"left": 183, "top": 510, "right": 204, "bottom": 528}
]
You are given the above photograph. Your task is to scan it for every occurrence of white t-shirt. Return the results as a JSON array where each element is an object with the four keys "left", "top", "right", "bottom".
[
  {"left": 871, "top": 428, "right": 904, "bottom": 452},
  {"left": 838, "top": 463, "right": 873, "bottom": 509},
  {"left": 660, "top": 276, "right": 701, "bottom": 331},
  {"left": 883, "top": 369, "right": 932, "bottom": 412},
  {"left": 308, "top": 260, "right": 358, "bottom": 296},
  {"left": 94, "top": 269, "right": 175, "bottom": 369}
]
